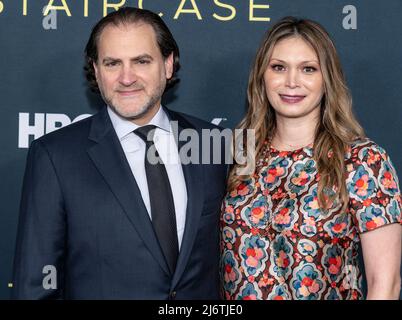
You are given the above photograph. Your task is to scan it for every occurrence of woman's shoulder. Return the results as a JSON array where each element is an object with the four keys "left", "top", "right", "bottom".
[
  {"left": 345, "top": 138, "right": 401, "bottom": 233},
  {"left": 344, "top": 138, "right": 400, "bottom": 181},
  {"left": 349, "top": 137, "right": 385, "bottom": 151},
  {"left": 346, "top": 138, "right": 390, "bottom": 162}
]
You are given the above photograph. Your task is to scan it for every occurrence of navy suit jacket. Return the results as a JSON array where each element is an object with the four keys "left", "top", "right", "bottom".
[{"left": 12, "top": 107, "right": 228, "bottom": 299}]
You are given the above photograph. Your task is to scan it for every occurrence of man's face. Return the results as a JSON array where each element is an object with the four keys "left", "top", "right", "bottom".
[{"left": 93, "top": 23, "right": 173, "bottom": 125}]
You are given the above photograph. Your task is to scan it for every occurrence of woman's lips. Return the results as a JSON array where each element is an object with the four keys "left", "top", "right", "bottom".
[{"left": 279, "top": 94, "right": 306, "bottom": 104}]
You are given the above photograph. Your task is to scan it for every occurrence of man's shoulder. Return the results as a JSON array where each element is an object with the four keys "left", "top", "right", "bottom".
[
  {"left": 32, "top": 113, "right": 95, "bottom": 150},
  {"left": 167, "top": 109, "right": 226, "bottom": 132}
]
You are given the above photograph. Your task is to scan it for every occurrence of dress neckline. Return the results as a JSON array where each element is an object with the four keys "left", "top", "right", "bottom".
[{"left": 269, "top": 143, "right": 314, "bottom": 154}]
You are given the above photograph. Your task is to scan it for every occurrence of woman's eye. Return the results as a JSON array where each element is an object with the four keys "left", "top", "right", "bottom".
[
  {"left": 303, "top": 66, "right": 317, "bottom": 73},
  {"left": 271, "top": 64, "right": 285, "bottom": 72}
]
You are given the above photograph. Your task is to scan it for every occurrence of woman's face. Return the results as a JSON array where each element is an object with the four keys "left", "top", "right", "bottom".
[{"left": 264, "top": 36, "right": 324, "bottom": 121}]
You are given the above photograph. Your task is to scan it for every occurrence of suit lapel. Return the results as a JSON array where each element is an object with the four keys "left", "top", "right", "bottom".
[
  {"left": 86, "top": 108, "right": 170, "bottom": 275},
  {"left": 165, "top": 109, "right": 205, "bottom": 289}
]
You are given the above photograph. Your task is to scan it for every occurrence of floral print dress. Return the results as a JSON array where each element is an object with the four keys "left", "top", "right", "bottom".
[{"left": 221, "top": 139, "right": 401, "bottom": 300}]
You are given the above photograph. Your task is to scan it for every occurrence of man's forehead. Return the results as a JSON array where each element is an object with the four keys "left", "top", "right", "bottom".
[
  {"left": 99, "top": 22, "right": 156, "bottom": 41},
  {"left": 96, "top": 22, "right": 160, "bottom": 57}
]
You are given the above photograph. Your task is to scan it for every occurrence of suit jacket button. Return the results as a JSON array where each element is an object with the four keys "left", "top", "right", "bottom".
[{"left": 170, "top": 291, "right": 177, "bottom": 299}]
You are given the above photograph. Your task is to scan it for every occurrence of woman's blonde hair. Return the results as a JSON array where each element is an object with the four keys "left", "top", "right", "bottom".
[{"left": 228, "top": 16, "right": 365, "bottom": 212}]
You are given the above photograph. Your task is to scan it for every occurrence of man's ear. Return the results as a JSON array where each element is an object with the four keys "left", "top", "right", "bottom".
[
  {"left": 165, "top": 53, "right": 174, "bottom": 80},
  {"left": 92, "top": 61, "right": 99, "bottom": 79}
]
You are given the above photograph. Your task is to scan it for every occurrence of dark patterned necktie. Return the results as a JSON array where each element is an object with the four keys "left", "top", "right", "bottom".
[{"left": 134, "top": 125, "right": 179, "bottom": 275}]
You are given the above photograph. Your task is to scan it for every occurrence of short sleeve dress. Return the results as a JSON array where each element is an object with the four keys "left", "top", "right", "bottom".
[{"left": 220, "top": 139, "right": 401, "bottom": 300}]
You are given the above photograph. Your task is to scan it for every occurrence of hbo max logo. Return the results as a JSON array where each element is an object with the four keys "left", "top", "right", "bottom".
[
  {"left": 18, "top": 113, "right": 92, "bottom": 148},
  {"left": 18, "top": 113, "right": 227, "bottom": 149}
]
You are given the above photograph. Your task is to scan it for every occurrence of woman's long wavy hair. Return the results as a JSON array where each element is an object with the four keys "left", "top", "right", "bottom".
[{"left": 228, "top": 16, "right": 365, "bottom": 212}]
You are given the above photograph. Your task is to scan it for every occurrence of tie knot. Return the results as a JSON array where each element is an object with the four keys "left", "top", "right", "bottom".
[{"left": 134, "top": 125, "right": 157, "bottom": 143}]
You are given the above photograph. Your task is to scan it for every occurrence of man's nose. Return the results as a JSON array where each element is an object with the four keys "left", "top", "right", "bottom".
[{"left": 119, "top": 65, "right": 137, "bottom": 86}]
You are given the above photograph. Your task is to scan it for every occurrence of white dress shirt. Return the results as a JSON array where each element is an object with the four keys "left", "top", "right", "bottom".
[{"left": 107, "top": 106, "right": 188, "bottom": 250}]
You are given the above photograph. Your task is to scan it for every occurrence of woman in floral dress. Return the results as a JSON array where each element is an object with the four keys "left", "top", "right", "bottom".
[{"left": 221, "top": 17, "right": 401, "bottom": 300}]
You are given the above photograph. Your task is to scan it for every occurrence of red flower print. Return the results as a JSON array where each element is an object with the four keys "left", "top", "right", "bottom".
[
  {"left": 301, "top": 178, "right": 309, "bottom": 185},
  {"left": 277, "top": 251, "right": 290, "bottom": 268},
  {"left": 379, "top": 198, "right": 389, "bottom": 206},
  {"left": 237, "top": 183, "right": 249, "bottom": 196},
  {"left": 383, "top": 172, "right": 392, "bottom": 180},
  {"left": 238, "top": 183, "right": 246, "bottom": 191},
  {"left": 251, "top": 228, "right": 259, "bottom": 235},
  {"left": 292, "top": 171, "right": 310, "bottom": 186},
  {"left": 246, "top": 248, "right": 256, "bottom": 257},
  {"left": 225, "top": 264, "right": 232, "bottom": 273},
  {"left": 269, "top": 168, "right": 277, "bottom": 176},
  {"left": 302, "top": 277, "right": 314, "bottom": 287},
  {"left": 332, "top": 223, "right": 345, "bottom": 233},
  {"left": 356, "top": 179, "right": 365, "bottom": 188},
  {"left": 382, "top": 172, "right": 396, "bottom": 189},
  {"left": 366, "top": 220, "right": 377, "bottom": 230},
  {"left": 272, "top": 189, "right": 285, "bottom": 200},
  {"left": 363, "top": 199, "right": 372, "bottom": 207},
  {"left": 252, "top": 207, "right": 263, "bottom": 216},
  {"left": 367, "top": 150, "right": 380, "bottom": 165},
  {"left": 251, "top": 207, "right": 265, "bottom": 224}
]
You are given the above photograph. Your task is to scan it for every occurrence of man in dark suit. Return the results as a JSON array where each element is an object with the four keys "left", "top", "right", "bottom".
[{"left": 12, "top": 7, "right": 228, "bottom": 299}]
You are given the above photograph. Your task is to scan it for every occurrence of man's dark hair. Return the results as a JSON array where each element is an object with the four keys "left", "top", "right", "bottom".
[{"left": 84, "top": 7, "right": 180, "bottom": 93}]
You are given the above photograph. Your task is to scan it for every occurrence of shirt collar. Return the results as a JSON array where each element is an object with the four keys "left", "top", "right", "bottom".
[{"left": 107, "top": 105, "right": 172, "bottom": 141}]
